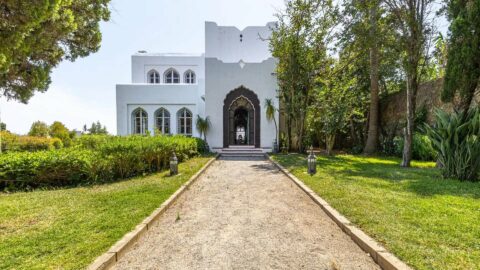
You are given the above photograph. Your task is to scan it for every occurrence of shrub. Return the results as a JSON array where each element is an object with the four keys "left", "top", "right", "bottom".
[
  {"left": 386, "top": 134, "right": 436, "bottom": 161},
  {"left": 1, "top": 132, "right": 63, "bottom": 152},
  {"left": 0, "top": 135, "right": 205, "bottom": 189},
  {"left": 425, "top": 109, "right": 480, "bottom": 181}
]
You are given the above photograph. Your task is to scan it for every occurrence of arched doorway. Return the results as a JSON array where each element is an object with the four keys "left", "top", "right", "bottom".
[{"left": 223, "top": 86, "right": 260, "bottom": 147}]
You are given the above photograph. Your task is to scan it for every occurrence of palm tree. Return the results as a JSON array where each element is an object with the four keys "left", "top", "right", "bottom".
[
  {"left": 264, "top": 98, "right": 278, "bottom": 152},
  {"left": 195, "top": 115, "right": 211, "bottom": 142}
]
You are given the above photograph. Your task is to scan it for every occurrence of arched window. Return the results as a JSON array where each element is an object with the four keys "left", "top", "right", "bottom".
[
  {"left": 148, "top": 70, "right": 160, "bottom": 84},
  {"left": 155, "top": 108, "right": 170, "bottom": 134},
  {"left": 164, "top": 68, "right": 180, "bottom": 84},
  {"left": 132, "top": 108, "right": 148, "bottom": 135},
  {"left": 184, "top": 70, "right": 196, "bottom": 84},
  {"left": 177, "top": 108, "right": 192, "bottom": 136}
]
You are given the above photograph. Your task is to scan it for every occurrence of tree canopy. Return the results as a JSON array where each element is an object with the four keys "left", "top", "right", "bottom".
[
  {"left": 442, "top": 0, "right": 480, "bottom": 111},
  {"left": 28, "top": 121, "right": 50, "bottom": 137},
  {"left": 0, "top": 0, "right": 111, "bottom": 103}
]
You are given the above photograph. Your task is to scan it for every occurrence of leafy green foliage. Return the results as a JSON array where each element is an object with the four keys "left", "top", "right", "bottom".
[
  {"left": 425, "top": 108, "right": 480, "bottom": 181},
  {"left": 50, "top": 121, "right": 72, "bottom": 146},
  {"left": 393, "top": 134, "right": 437, "bottom": 161},
  {"left": 307, "top": 59, "right": 365, "bottom": 155},
  {"left": 0, "top": 0, "right": 111, "bottom": 103},
  {"left": 443, "top": 0, "right": 480, "bottom": 111},
  {"left": 264, "top": 98, "right": 278, "bottom": 144},
  {"left": 0, "top": 135, "right": 205, "bottom": 190},
  {"left": 87, "top": 121, "right": 108, "bottom": 134},
  {"left": 28, "top": 121, "right": 49, "bottom": 137},
  {"left": 1, "top": 131, "right": 63, "bottom": 152},
  {"left": 195, "top": 115, "right": 211, "bottom": 141},
  {"left": 270, "top": 0, "right": 338, "bottom": 152}
]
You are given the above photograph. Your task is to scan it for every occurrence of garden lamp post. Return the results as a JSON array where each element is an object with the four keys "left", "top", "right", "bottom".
[
  {"left": 170, "top": 152, "right": 178, "bottom": 176},
  {"left": 307, "top": 146, "right": 316, "bottom": 175}
]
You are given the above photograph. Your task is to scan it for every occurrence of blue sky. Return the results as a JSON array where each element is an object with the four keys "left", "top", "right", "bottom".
[{"left": 2, "top": 0, "right": 285, "bottom": 134}]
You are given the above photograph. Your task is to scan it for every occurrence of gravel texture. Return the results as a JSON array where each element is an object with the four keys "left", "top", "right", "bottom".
[{"left": 113, "top": 158, "right": 380, "bottom": 270}]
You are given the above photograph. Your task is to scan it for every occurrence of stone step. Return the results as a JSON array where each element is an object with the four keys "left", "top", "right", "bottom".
[
  {"left": 221, "top": 148, "right": 263, "bottom": 153},
  {"left": 227, "top": 145, "right": 255, "bottom": 149},
  {"left": 219, "top": 152, "right": 267, "bottom": 160}
]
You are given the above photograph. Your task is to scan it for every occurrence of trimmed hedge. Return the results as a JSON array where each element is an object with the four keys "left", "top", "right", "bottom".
[{"left": 0, "top": 135, "right": 206, "bottom": 190}]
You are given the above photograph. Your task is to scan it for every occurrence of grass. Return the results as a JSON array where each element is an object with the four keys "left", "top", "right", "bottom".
[
  {"left": 272, "top": 154, "right": 480, "bottom": 270},
  {"left": 0, "top": 156, "right": 211, "bottom": 270}
]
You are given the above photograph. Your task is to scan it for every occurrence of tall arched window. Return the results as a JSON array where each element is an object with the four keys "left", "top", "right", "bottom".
[
  {"left": 155, "top": 108, "right": 170, "bottom": 134},
  {"left": 132, "top": 108, "right": 148, "bottom": 135},
  {"left": 177, "top": 108, "right": 192, "bottom": 136},
  {"left": 184, "top": 70, "right": 196, "bottom": 84},
  {"left": 164, "top": 68, "right": 180, "bottom": 84},
  {"left": 148, "top": 70, "right": 160, "bottom": 84}
]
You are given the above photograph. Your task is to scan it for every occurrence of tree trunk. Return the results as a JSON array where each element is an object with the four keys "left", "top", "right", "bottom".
[
  {"left": 286, "top": 113, "right": 292, "bottom": 152},
  {"left": 458, "top": 82, "right": 477, "bottom": 112},
  {"left": 326, "top": 134, "right": 335, "bottom": 156},
  {"left": 364, "top": 2, "right": 380, "bottom": 155},
  {"left": 401, "top": 73, "right": 417, "bottom": 167},
  {"left": 350, "top": 118, "right": 357, "bottom": 146}
]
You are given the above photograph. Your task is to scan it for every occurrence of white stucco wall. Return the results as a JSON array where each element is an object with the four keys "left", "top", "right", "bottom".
[
  {"left": 116, "top": 84, "right": 202, "bottom": 137},
  {"left": 204, "top": 58, "right": 279, "bottom": 150},
  {"left": 205, "top": 21, "right": 276, "bottom": 63},
  {"left": 116, "top": 54, "right": 205, "bottom": 136}
]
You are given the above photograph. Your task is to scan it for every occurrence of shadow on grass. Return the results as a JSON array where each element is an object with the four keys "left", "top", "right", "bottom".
[{"left": 273, "top": 153, "right": 480, "bottom": 199}]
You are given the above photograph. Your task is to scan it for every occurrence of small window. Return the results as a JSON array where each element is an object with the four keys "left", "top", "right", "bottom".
[
  {"left": 132, "top": 108, "right": 148, "bottom": 135},
  {"left": 148, "top": 70, "right": 160, "bottom": 84},
  {"left": 184, "top": 70, "right": 196, "bottom": 84},
  {"left": 177, "top": 108, "right": 192, "bottom": 136},
  {"left": 164, "top": 68, "right": 180, "bottom": 84},
  {"left": 155, "top": 108, "right": 170, "bottom": 134}
]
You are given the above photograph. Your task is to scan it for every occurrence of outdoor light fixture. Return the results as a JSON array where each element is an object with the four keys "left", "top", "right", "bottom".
[
  {"left": 170, "top": 152, "right": 178, "bottom": 176},
  {"left": 307, "top": 146, "right": 317, "bottom": 175}
]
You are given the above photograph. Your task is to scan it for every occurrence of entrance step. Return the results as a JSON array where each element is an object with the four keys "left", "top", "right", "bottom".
[{"left": 219, "top": 147, "right": 266, "bottom": 159}]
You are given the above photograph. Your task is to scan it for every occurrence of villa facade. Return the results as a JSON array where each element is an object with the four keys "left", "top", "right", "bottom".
[{"left": 116, "top": 22, "right": 278, "bottom": 152}]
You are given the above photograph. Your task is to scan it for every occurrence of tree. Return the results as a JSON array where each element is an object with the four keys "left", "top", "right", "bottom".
[
  {"left": 88, "top": 121, "right": 108, "bottom": 134},
  {"left": 384, "top": 0, "right": 436, "bottom": 167},
  {"left": 442, "top": 0, "right": 480, "bottom": 112},
  {"left": 28, "top": 121, "right": 49, "bottom": 137},
  {"left": 0, "top": 122, "right": 5, "bottom": 131},
  {"left": 195, "top": 115, "right": 211, "bottom": 141},
  {"left": 50, "top": 121, "right": 72, "bottom": 146},
  {"left": 0, "top": 0, "right": 111, "bottom": 103},
  {"left": 363, "top": 0, "right": 381, "bottom": 154},
  {"left": 264, "top": 98, "right": 278, "bottom": 147},
  {"left": 308, "top": 58, "right": 363, "bottom": 155},
  {"left": 270, "top": 0, "right": 338, "bottom": 152}
]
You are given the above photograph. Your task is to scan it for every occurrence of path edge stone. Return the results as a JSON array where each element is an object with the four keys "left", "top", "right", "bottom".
[
  {"left": 267, "top": 155, "right": 413, "bottom": 270},
  {"left": 87, "top": 155, "right": 219, "bottom": 270}
]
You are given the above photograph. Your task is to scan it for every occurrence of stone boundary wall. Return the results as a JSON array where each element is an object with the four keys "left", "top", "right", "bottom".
[{"left": 380, "top": 78, "right": 480, "bottom": 135}]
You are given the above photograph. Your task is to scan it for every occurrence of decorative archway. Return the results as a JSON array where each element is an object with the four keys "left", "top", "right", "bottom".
[{"left": 223, "top": 86, "right": 260, "bottom": 147}]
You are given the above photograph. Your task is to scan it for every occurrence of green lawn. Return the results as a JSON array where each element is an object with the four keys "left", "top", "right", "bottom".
[
  {"left": 272, "top": 154, "right": 480, "bottom": 270},
  {"left": 0, "top": 156, "right": 211, "bottom": 270}
]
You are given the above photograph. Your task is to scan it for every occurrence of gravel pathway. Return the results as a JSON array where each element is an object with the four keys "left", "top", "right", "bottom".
[{"left": 113, "top": 158, "right": 380, "bottom": 270}]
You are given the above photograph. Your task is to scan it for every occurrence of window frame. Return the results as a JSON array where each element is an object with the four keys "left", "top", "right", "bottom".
[
  {"left": 155, "top": 108, "right": 171, "bottom": 135},
  {"left": 184, "top": 70, "right": 196, "bottom": 84},
  {"left": 132, "top": 108, "right": 148, "bottom": 135},
  {"left": 147, "top": 70, "right": 160, "bottom": 84},
  {"left": 177, "top": 108, "right": 192, "bottom": 136},
  {"left": 164, "top": 68, "right": 180, "bottom": 84}
]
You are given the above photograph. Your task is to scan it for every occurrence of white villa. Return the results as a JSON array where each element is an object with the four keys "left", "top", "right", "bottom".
[{"left": 116, "top": 22, "right": 278, "bottom": 152}]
